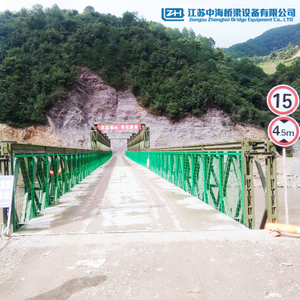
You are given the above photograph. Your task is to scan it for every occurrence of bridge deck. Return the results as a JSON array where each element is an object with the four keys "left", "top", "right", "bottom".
[
  {"left": 2, "top": 157, "right": 300, "bottom": 299},
  {"left": 16, "top": 156, "right": 246, "bottom": 234}
]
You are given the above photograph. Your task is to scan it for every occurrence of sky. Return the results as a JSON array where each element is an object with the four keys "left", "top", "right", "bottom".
[{"left": 0, "top": 0, "right": 300, "bottom": 48}]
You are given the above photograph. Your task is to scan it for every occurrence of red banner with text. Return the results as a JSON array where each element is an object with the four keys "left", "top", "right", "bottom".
[{"left": 97, "top": 124, "right": 142, "bottom": 131}]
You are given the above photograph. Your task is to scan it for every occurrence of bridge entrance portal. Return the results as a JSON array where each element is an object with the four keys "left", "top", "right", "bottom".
[{"left": 91, "top": 123, "right": 150, "bottom": 155}]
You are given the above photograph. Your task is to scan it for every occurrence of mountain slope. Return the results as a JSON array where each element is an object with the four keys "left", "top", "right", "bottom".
[
  {"left": 253, "top": 45, "right": 300, "bottom": 74},
  {"left": 0, "top": 5, "right": 273, "bottom": 128},
  {"left": 0, "top": 67, "right": 268, "bottom": 152},
  {"left": 1, "top": 6, "right": 300, "bottom": 128},
  {"left": 226, "top": 23, "right": 300, "bottom": 58}
]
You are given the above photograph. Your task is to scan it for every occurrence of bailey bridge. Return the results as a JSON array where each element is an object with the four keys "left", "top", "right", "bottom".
[{"left": 1, "top": 122, "right": 298, "bottom": 300}]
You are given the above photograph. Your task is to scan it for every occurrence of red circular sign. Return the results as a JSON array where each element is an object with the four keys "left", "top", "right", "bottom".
[
  {"left": 268, "top": 116, "right": 300, "bottom": 147},
  {"left": 267, "top": 85, "right": 299, "bottom": 115}
]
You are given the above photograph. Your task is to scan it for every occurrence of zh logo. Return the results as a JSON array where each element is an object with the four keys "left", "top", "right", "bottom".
[{"left": 161, "top": 8, "right": 185, "bottom": 21}]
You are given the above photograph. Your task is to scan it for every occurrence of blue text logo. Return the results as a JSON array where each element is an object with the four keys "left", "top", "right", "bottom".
[{"left": 161, "top": 8, "right": 185, "bottom": 21}]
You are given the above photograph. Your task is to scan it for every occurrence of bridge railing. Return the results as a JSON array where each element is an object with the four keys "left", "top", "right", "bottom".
[
  {"left": 126, "top": 140, "right": 278, "bottom": 229},
  {"left": 0, "top": 142, "right": 112, "bottom": 232},
  {"left": 126, "top": 151, "right": 244, "bottom": 225}
]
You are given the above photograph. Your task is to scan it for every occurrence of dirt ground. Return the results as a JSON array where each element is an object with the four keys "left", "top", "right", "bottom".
[
  {"left": 1, "top": 231, "right": 300, "bottom": 300},
  {"left": 1, "top": 157, "right": 300, "bottom": 300}
]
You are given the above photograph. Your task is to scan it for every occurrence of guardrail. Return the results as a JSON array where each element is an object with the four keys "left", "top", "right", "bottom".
[
  {"left": 126, "top": 151, "right": 245, "bottom": 225},
  {"left": 126, "top": 140, "right": 278, "bottom": 229},
  {"left": 0, "top": 141, "right": 112, "bottom": 232}
]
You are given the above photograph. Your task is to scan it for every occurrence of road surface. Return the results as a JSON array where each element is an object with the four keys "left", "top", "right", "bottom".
[{"left": 1, "top": 156, "right": 300, "bottom": 300}]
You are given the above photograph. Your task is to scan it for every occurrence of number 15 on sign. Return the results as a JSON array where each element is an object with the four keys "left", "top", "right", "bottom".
[{"left": 267, "top": 84, "right": 299, "bottom": 116}]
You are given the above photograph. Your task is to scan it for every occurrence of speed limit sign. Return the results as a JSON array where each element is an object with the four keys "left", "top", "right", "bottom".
[
  {"left": 268, "top": 116, "right": 300, "bottom": 147},
  {"left": 267, "top": 84, "right": 299, "bottom": 115}
]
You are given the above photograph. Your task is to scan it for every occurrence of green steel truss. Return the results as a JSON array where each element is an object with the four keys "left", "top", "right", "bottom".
[
  {"left": 0, "top": 141, "right": 112, "bottom": 231},
  {"left": 127, "top": 127, "right": 150, "bottom": 152},
  {"left": 90, "top": 126, "right": 111, "bottom": 151},
  {"left": 126, "top": 151, "right": 244, "bottom": 224},
  {"left": 126, "top": 140, "right": 278, "bottom": 229},
  {"left": 91, "top": 122, "right": 150, "bottom": 152}
]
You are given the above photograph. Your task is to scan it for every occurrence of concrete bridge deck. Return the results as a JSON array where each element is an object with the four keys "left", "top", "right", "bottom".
[
  {"left": 1, "top": 157, "right": 300, "bottom": 299},
  {"left": 17, "top": 156, "right": 246, "bottom": 234}
]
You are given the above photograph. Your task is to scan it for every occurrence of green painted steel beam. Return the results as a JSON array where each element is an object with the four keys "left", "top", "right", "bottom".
[
  {"left": 126, "top": 140, "right": 278, "bottom": 230},
  {"left": 0, "top": 141, "right": 113, "bottom": 232},
  {"left": 126, "top": 150, "right": 245, "bottom": 226}
]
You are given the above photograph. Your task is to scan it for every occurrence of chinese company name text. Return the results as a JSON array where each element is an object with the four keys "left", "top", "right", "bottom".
[{"left": 161, "top": 8, "right": 296, "bottom": 23}]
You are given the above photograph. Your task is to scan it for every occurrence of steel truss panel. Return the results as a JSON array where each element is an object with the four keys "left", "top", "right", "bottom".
[
  {"left": 0, "top": 141, "right": 112, "bottom": 232},
  {"left": 127, "top": 127, "right": 150, "bottom": 151},
  {"left": 126, "top": 140, "right": 278, "bottom": 229}
]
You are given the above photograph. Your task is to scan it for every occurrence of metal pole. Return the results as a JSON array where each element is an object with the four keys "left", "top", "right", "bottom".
[
  {"left": 283, "top": 147, "right": 289, "bottom": 224},
  {"left": 181, "top": 153, "right": 185, "bottom": 191},
  {"left": 203, "top": 154, "right": 208, "bottom": 204},
  {"left": 218, "top": 154, "right": 223, "bottom": 213},
  {"left": 191, "top": 154, "right": 194, "bottom": 196}
]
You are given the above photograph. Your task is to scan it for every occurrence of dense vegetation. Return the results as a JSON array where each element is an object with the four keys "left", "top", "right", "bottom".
[
  {"left": 1, "top": 5, "right": 300, "bottom": 127},
  {"left": 226, "top": 23, "right": 300, "bottom": 58}
]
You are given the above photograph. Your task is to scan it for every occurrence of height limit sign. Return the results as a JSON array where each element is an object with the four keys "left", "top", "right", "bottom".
[
  {"left": 267, "top": 84, "right": 299, "bottom": 147},
  {"left": 268, "top": 116, "right": 300, "bottom": 147},
  {"left": 267, "top": 84, "right": 299, "bottom": 225}
]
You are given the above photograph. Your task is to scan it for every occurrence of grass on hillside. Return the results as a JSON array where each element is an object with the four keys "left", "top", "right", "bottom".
[
  {"left": 258, "top": 60, "right": 284, "bottom": 74},
  {"left": 255, "top": 46, "right": 300, "bottom": 75}
]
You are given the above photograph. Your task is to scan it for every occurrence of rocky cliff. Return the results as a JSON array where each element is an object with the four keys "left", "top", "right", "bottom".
[
  {"left": 45, "top": 67, "right": 267, "bottom": 155},
  {"left": 2, "top": 67, "right": 300, "bottom": 186}
]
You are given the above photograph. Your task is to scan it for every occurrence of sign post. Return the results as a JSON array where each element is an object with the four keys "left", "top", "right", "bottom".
[
  {"left": 267, "top": 84, "right": 299, "bottom": 225},
  {"left": 283, "top": 147, "right": 288, "bottom": 224}
]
